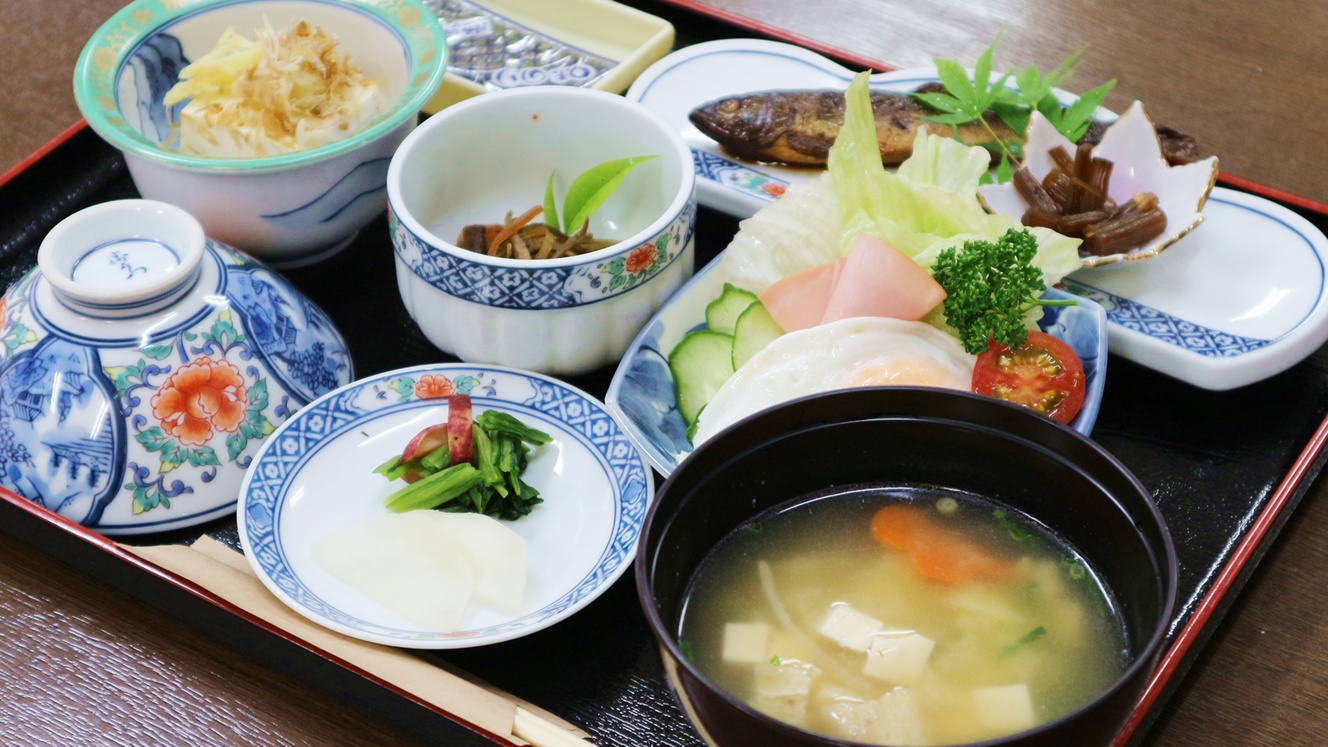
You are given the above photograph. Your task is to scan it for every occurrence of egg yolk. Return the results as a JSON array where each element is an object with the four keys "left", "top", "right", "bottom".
[{"left": 840, "top": 356, "right": 968, "bottom": 390}]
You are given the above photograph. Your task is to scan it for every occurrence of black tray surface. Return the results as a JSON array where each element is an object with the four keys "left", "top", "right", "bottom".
[{"left": 3, "top": 115, "right": 1327, "bottom": 747}]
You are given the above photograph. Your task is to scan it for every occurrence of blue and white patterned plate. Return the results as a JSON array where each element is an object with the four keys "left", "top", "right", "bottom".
[
  {"left": 237, "top": 363, "right": 652, "bottom": 648},
  {"left": 628, "top": 38, "right": 1328, "bottom": 390},
  {"left": 1066, "top": 188, "right": 1328, "bottom": 390},
  {"left": 605, "top": 256, "right": 1107, "bottom": 477}
]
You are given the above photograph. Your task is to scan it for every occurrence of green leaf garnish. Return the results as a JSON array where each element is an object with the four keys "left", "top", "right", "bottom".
[
  {"left": 543, "top": 172, "right": 561, "bottom": 233},
  {"left": 559, "top": 155, "right": 656, "bottom": 234},
  {"left": 916, "top": 36, "right": 1117, "bottom": 183}
]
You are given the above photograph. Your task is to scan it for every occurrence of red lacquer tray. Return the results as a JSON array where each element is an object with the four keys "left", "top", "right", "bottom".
[{"left": 3, "top": 7, "right": 1328, "bottom": 746}]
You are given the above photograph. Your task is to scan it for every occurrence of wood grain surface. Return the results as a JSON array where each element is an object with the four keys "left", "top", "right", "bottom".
[{"left": 2, "top": 0, "right": 1327, "bottom": 745}]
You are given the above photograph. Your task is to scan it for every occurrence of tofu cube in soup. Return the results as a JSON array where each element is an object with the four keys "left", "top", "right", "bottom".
[
  {"left": 821, "top": 687, "right": 928, "bottom": 746},
  {"left": 818, "top": 602, "right": 883, "bottom": 652},
  {"left": 751, "top": 659, "right": 819, "bottom": 726},
  {"left": 973, "top": 683, "right": 1037, "bottom": 734},
  {"left": 863, "top": 631, "right": 935, "bottom": 685},
  {"left": 722, "top": 621, "right": 770, "bottom": 663}
]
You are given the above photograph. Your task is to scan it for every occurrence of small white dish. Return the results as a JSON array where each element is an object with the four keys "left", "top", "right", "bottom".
[
  {"left": 1065, "top": 187, "right": 1328, "bottom": 390},
  {"left": 237, "top": 363, "right": 653, "bottom": 648}
]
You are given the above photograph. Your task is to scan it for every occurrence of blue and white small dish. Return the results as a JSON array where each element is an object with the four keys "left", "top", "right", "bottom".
[
  {"left": 1065, "top": 187, "right": 1328, "bottom": 390},
  {"left": 0, "top": 200, "right": 353, "bottom": 535},
  {"left": 237, "top": 363, "right": 654, "bottom": 648},
  {"left": 388, "top": 85, "right": 696, "bottom": 375},
  {"left": 605, "top": 255, "right": 1107, "bottom": 477},
  {"left": 74, "top": 0, "right": 448, "bottom": 266}
]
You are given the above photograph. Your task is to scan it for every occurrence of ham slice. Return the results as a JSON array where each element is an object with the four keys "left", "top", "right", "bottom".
[
  {"left": 757, "top": 258, "right": 845, "bottom": 332},
  {"left": 820, "top": 234, "right": 946, "bottom": 324}
]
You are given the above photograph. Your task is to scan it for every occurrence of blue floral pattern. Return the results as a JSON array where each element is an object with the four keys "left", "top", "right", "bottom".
[
  {"left": 1064, "top": 279, "right": 1274, "bottom": 357},
  {"left": 0, "top": 242, "right": 352, "bottom": 533},
  {"left": 692, "top": 148, "right": 789, "bottom": 202},
  {"left": 240, "top": 364, "right": 651, "bottom": 643},
  {"left": 389, "top": 198, "right": 695, "bottom": 310}
]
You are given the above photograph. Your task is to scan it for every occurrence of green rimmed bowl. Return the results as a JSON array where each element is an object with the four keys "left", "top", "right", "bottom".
[{"left": 74, "top": 0, "right": 448, "bottom": 267}]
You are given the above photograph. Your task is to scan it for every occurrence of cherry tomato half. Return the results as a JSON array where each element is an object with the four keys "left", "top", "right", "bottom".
[{"left": 972, "top": 331, "right": 1086, "bottom": 425}]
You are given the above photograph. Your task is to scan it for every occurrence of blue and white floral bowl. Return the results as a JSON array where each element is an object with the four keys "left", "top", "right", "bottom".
[
  {"left": 237, "top": 362, "right": 653, "bottom": 647},
  {"left": 387, "top": 86, "right": 696, "bottom": 375},
  {"left": 605, "top": 255, "right": 1109, "bottom": 477},
  {"left": 0, "top": 200, "right": 353, "bottom": 535},
  {"left": 73, "top": 0, "right": 448, "bottom": 267}
]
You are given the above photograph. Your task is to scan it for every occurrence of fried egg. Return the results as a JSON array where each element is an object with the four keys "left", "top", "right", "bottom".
[{"left": 692, "top": 317, "right": 976, "bottom": 446}]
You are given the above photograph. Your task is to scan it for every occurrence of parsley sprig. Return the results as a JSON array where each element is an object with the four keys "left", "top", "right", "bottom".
[
  {"left": 913, "top": 38, "right": 1116, "bottom": 183},
  {"left": 930, "top": 228, "right": 1076, "bottom": 354}
]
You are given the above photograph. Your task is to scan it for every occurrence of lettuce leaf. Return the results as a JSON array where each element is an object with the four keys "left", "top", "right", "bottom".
[
  {"left": 829, "top": 71, "right": 1081, "bottom": 288},
  {"left": 720, "top": 70, "right": 1082, "bottom": 303}
]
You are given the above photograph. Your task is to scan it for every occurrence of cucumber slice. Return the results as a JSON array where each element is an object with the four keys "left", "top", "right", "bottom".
[
  {"left": 732, "top": 302, "right": 785, "bottom": 369},
  {"left": 668, "top": 330, "right": 736, "bottom": 425},
  {"left": 704, "top": 283, "right": 759, "bottom": 336}
]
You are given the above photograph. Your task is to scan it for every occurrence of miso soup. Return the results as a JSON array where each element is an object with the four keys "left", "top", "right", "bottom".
[{"left": 678, "top": 485, "right": 1128, "bottom": 746}]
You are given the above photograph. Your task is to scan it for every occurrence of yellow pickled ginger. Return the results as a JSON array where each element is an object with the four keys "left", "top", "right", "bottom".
[{"left": 163, "top": 21, "right": 385, "bottom": 157}]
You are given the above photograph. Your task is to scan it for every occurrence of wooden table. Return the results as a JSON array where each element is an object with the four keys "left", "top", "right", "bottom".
[{"left": 1, "top": 0, "right": 1325, "bottom": 744}]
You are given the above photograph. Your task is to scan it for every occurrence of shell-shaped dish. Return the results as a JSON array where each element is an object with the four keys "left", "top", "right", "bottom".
[{"left": 980, "top": 102, "right": 1219, "bottom": 267}]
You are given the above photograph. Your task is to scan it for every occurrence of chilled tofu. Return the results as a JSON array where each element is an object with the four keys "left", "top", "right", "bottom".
[
  {"left": 818, "top": 602, "right": 883, "bottom": 652},
  {"left": 722, "top": 622, "right": 771, "bottom": 663},
  {"left": 863, "top": 632, "right": 935, "bottom": 685},
  {"left": 972, "top": 684, "right": 1037, "bottom": 734}
]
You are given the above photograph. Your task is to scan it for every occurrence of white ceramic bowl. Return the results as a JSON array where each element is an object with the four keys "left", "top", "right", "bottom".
[
  {"left": 387, "top": 86, "right": 696, "bottom": 375},
  {"left": 74, "top": 0, "right": 447, "bottom": 267}
]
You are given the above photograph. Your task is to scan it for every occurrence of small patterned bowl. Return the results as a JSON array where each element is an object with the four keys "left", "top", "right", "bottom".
[
  {"left": 73, "top": 0, "right": 448, "bottom": 267},
  {"left": 0, "top": 200, "right": 353, "bottom": 535},
  {"left": 387, "top": 86, "right": 696, "bottom": 376}
]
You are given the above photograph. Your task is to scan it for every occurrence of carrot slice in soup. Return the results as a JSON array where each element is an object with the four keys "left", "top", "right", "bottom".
[{"left": 871, "top": 504, "right": 1010, "bottom": 586}]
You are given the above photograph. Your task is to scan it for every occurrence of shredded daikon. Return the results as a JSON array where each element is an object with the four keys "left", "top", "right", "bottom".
[{"left": 164, "top": 21, "right": 385, "bottom": 157}]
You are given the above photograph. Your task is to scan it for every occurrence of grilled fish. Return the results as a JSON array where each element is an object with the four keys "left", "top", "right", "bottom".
[{"left": 688, "top": 86, "right": 1200, "bottom": 167}]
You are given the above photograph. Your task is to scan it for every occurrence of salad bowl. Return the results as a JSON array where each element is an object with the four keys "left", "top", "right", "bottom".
[{"left": 605, "top": 253, "right": 1108, "bottom": 477}]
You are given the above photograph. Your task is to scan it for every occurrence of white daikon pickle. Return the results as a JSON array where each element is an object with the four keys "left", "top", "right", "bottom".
[{"left": 313, "top": 510, "right": 527, "bottom": 632}]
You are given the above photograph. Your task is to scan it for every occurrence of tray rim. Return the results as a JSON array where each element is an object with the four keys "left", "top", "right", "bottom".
[
  {"left": 6, "top": 17, "right": 1328, "bottom": 746},
  {"left": 0, "top": 484, "right": 521, "bottom": 746}
]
